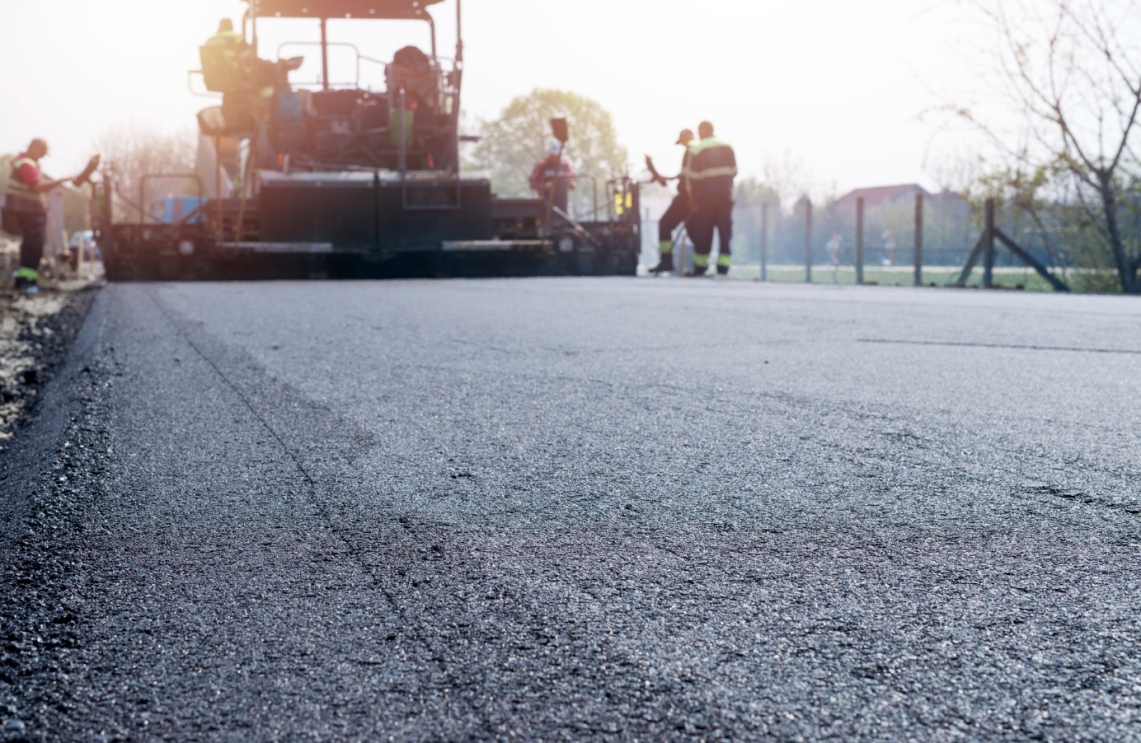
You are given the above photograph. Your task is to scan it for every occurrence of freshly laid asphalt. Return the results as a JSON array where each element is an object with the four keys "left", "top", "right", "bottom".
[{"left": 2, "top": 278, "right": 1141, "bottom": 741}]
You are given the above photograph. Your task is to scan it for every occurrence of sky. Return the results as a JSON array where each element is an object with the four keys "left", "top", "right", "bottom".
[{"left": 0, "top": 0, "right": 987, "bottom": 195}]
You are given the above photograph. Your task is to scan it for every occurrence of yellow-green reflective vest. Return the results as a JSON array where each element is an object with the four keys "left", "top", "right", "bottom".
[
  {"left": 205, "top": 30, "right": 245, "bottom": 47},
  {"left": 683, "top": 137, "right": 737, "bottom": 200}
]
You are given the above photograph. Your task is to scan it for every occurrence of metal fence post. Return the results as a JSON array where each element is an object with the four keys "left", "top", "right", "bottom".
[
  {"left": 855, "top": 196, "right": 864, "bottom": 285},
  {"left": 914, "top": 192, "right": 924, "bottom": 287},
  {"left": 760, "top": 202, "right": 768, "bottom": 282},
  {"left": 983, "top": 197, "right": 995, "bottom": 288},
  {"left": 805, "top": 198, "right": 813, "bottom": 283}
]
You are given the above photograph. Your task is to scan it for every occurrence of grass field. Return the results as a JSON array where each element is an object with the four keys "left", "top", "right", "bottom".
[{"left": 721, "top": 264, "right": 1071, "bottom": 292}]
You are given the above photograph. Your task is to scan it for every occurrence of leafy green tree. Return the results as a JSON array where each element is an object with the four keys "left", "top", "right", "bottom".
[{"left": 468, "top": 89, "right": 627, "bottom": 217}]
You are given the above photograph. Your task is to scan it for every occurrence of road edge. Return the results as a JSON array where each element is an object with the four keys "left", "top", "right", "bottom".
[{"left": 0, "top": 287, "right": 107, "bottom": 550}]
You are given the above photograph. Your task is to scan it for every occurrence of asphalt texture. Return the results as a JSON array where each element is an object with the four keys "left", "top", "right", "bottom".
[
  {"left": 0, "top": 289, "right": 96, "bottom": 446},
  {"left": 2, "top": 278, "right": 1141, "bottom": 742}
]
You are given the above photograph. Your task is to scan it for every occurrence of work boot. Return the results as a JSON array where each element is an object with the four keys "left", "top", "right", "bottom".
[
  {"left": 684, "top": 267, "right": 707, "bottom": 278},
  {"left": 15, "top": 277, "right": 39, "bottom": 293},
  {"left": 648, "top": 253, "right": 674, "bottom": 274}
]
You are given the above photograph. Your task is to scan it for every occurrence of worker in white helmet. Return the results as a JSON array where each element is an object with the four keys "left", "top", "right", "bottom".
[{"left": 529, "top": 138, "right": 577, "bottom": 214}]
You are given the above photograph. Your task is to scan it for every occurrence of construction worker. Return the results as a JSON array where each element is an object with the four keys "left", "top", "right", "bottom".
[
  {"left": 205, "top": 18, "right": 246, "bottom": 52},
  {"left": 200, "top": 19, "right": 256, "bottom": 93},
  {"left": 200, "top": 19, "right": 294, "bottom": 134},
  {"left": 4, "top": 139, "right": 73, "bottom": 292},
  {"left": 530, "top": 138, "right": 577, "bottom": 214},
  {"left": 645, "top": 128, "right": 695, "bottom": 274},
  {"left": 683, "top": 121, "right": 737, "bottom": 276}
]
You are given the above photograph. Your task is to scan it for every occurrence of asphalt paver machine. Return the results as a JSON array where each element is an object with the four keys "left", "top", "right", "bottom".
[{"left": 100, "top": 0, "right": 640, "bottom": 280}]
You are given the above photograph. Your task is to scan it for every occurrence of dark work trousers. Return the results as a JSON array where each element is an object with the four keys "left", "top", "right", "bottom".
[
  {"left": 689, "top": 196, "right": 733, "bottom": 272},
  {"left": 18, "top": 212, "right": 46, "bottom": 278},
  {"left": 658, "top": 193, "right": 690, "bottom": 250}
]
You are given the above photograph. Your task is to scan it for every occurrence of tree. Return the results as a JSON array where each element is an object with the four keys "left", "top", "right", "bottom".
[
  {"left": 959, "top": 0, "right": 1141, "bottom": 293},
  {"left": 468, "top": 89, "right": 628, "bottom": 217},
  {"left": 95, "top": 124, "right": 198, "bottom": 222}
]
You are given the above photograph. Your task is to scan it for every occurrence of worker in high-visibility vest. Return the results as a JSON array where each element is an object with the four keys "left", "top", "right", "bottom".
[
  {"left": 204, "top": 18, "right": 247, "bottom": 55},
  {"left": 683, "top": 121, "right": 737, "bottom": 276},
  {"left": 200, "top": 19, "right": 252, "bottom": 92},
  {"left": 4, "top": 139, "right": 74, "bottom": 293},
  {"left": 645, "top": 128, "right": 695, "bottom": 274}
]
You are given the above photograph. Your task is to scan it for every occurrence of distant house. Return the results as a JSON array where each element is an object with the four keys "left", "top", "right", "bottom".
[
  {"left": 835, "top": 184, "right": 929, "bottom": 214},
  {"left": 828, "top": 184, "right": 974, "bottom": 265}
]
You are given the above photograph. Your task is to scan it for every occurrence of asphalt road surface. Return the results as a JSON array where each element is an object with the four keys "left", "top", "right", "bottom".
[{"left": 3, "top": 279, "right": 1141, "bottom": 742}]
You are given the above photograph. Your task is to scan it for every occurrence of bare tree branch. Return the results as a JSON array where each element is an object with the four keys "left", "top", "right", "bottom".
[{"left": 958, "top": 0, "right": 1141, "bottom": 291}]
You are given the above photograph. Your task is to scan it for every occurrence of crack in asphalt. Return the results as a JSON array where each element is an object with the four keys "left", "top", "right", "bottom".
[
  {"left": 146, "top": 287, "right": 502, "bottom": 738},
  {"left": 858, "top": 337, "right": 1141, "bottom": 354}
]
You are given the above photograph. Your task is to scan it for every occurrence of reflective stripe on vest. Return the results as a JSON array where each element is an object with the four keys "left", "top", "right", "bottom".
[
  {"left": 683, "top": 138, "right": 737, "bottom": 182},
  {"left": 6, "top": 157, "right": 45, "bottom": 206},
  {"left": 687, "top": 136, "right": 733, "bottom": 157},
  {"left": 687, "top": 165, "right": 738, "bottom": 181},
  {"left": 205, "top": 30, "right": 245, "bottom": 46}
]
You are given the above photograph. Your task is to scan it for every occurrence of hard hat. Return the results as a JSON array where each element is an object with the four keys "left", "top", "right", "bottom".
[
  {"left": 675, "top": 129, "right": 694, "bottom": 145},
  {"left": 547, "top": 138, "right": 562, "bottom": 156}
]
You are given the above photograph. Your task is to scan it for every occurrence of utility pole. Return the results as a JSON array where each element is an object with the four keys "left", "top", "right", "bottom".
[
  {"left": 214, "top": 135, "right": 223, "bottom": 242},
  {"left": 914, "top": 193, "right": 924, "bottom": 287},
  {"left": 855, "top": 197, "right": 864, "bottom": 285},
  {"left": 983, "top": 197, "right": 996, "bottom": 288},
  {"left": 320, "top": 17, "right": 330, "bottom": 90},
  {"left": 805, "top": 198, "right": 813, "bottom": 283},
  {"left": 760, "top": 202, "right": 768, "bottom": 282}
]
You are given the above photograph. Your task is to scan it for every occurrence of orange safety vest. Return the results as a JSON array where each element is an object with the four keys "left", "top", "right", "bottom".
[{"left": 5, "top": 156, "right": 46, "bottom": 212}]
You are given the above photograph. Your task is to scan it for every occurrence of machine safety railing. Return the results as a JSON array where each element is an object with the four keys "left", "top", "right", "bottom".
[
  {"left": 273, "top": 41, "right": 457, "bottom": 98},
  {"left": 394, "top": 85, "right": 462, "bottom": 211},
  {"left": 187, "top": 70, "right": 223, "bottom": 99},
  {"left": 276, "top": 41, "right": 386, "bottom": 90}
]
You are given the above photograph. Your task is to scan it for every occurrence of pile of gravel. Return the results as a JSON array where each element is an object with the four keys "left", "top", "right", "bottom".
[
  {"left": 0, "top": 289, "right": 96, "bottom": 449},
  {"left": 0, "top": 237, "right": 17, "bottom": 292}
]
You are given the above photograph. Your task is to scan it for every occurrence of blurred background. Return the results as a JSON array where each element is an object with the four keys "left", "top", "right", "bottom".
[{"left": 3, "top": 0, "right": 1140, "bottom": 291}]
